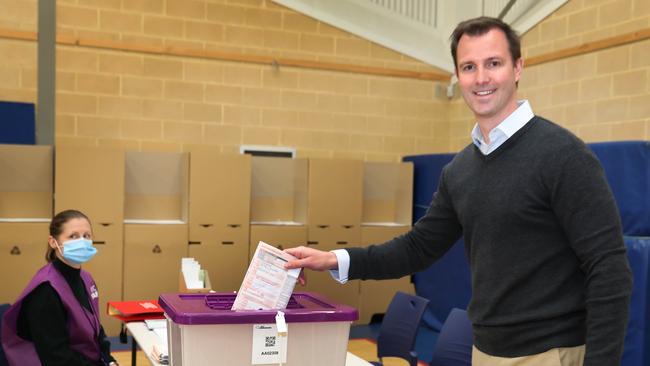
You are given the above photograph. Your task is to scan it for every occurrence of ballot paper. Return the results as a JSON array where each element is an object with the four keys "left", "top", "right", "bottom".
[{"left": 232, "top": 241, "right": 300, "bottom": 310}]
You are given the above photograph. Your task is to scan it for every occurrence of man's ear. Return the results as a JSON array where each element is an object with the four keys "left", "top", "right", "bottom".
[{"left": 514, "top": 57, "right": 524, "bottom": 83}]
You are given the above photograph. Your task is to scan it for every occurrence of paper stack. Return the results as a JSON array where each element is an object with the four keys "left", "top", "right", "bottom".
[{"left": 181, "top": 258, "right": 205, "bottom": 290}]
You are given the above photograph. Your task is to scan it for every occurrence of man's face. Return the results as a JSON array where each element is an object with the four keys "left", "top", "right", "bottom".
[{"left": 456, "top": 28, "right": 523, "bottom": 126}]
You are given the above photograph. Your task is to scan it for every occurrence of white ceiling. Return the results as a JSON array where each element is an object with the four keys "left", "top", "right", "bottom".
[{"left": 272, "top": 0, "right": 568, "bottom": 74}]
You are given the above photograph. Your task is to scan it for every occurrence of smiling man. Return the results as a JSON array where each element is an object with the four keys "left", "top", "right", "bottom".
[{"left": 285, "top": 17, "right": 632, "bottom": 366}]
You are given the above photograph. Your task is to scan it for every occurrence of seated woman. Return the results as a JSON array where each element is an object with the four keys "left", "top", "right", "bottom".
[{"left": 1, "top": 209, "right": 119, "bottom": 366}]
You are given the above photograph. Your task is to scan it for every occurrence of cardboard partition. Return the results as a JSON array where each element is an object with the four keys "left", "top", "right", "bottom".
[
  {"left": 187, "top": 226, "right": 248, "bottom": 292},
  {"left": 357, "top": 225, "right": 414, "bottom": 324},
  {"left": 84, "top": 224, "right": 124, "bottom": 336},
  {"left": 123, "top": 224, "right": 188, "bottom": 301},
  {"left": 307, "top": 225, "right": 361, "bottom": 251},
  {"left": 188, "top": 152, "right": 250, "bottom": 237},
  {"left": 0, "top": 223, "right": 49, "bottom": 303},
  {"left": 250, "top": 157, "right": 308, "bottom": 223},
  {"left": 302, "top": 269, "right": 360, "bottom": 311},
  {"left": 55, "top": 146, "right": 124, "bottom": 225},
  {"left": 249, "top": 224, "right": 307, "bottom": 259},
  {"left": 179, "top": 269, "right": 213, "bottom": 293},
  {"left": 307, "top": 158, "right": 363, "bottom": 226},
  {"left": 0, "top": 144, "right": 52, "bottom": 219},
  {"left": 125, "top": 151, "right": 188, "bottom": 222},
  {"left": 362, "top": 161, "right": 413, "bottom": 225}
]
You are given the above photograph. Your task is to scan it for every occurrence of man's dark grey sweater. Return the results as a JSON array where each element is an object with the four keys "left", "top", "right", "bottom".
[{"left": 347, "top": 116, "right": 632, "bottom": 365}]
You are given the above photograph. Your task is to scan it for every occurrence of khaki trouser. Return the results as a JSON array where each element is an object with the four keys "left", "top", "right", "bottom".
[{"left": 472, "top": 345, "right": 585, "bottom": 366}]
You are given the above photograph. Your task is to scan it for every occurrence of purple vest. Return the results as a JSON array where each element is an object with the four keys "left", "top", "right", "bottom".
[{"left": 1, "top": 262, "right": 102, "bottom": 366}]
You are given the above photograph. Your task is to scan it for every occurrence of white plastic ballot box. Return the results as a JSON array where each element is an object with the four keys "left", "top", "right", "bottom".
[{"left": 159, "top": 292, "right": 358, "bottom": 366}]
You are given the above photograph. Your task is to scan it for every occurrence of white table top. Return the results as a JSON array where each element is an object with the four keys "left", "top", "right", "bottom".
[
  {"left": 126, "top": 322, "right": 165, "bottom": 366},
  {"left": 126, "top": 322, "right": 372, "bottom": 366}
]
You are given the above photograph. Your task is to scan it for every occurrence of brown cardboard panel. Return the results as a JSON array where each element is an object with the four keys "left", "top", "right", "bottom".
[
  {"left": 0, "top": 145, "right": 52, "bottom": 191},
  {"left": 0, "top": 145, "right": 52, "bottom": 218},
  {"left": 362, "top": 161, "right": 413, "bottom": 225},
  {"left": 125, "top": 151, "right": 188, "bottom": 221},
  {"left": 124, "top": 195, "right": 183, "bottom": 221},
  {"left": 305, "top": 225, "right": 331, "bottom": 249},
  {"left": 123, "top": 224, "right": 188, "bottom": 301},
  {"left": 361, "top": 226, "right": 411, "bottom": 246},
  {"left": 249, "top": 225, "right": 307, "bottom": 259},
  {"left": 0, "top": 223, "right": 49, "bottom": 303},
  {"left": 293, "top": 161, "right": 308, "bottom": 224},
  {"left": 250, "top": 157, "right": 308, "bottom": 222},
  {"left": 308, "top": 158, "right": 363, "bottom": 226},
  {"left": 358, "top": 278, "right": 415, "bottom": 324},
  {"left": 250, "top": 197, "right": 294, "bottom": 222},
  {"left": 251, "top": 157, "right": 295, "bottom": 197},
  {"left": 55, "top": 147, "right": 124, "bottom": 224},
  {"left": 189, "top": 152, "right": 250, "bottom": 226},
  {"left": 308, "top": 225, "right": 361, "bottom": 251},
  {"left": 189, "top": 223, "right": 218, "bottom": 244},
  {"left": 302, "top": 270, "right": 359, "bottom": 310},
  {"left": 84, "top": 223, "right": 123, "bottom": 336},
  {"left": 0, "top": 192, "right": 52, "bottom": 219},
  {"left": 362, "top": 200, "right": 397, "bottom": 223},
  {"left": 187, "top": 225, "right": 248, "bottom": 292},
  {"left": 328, "top": 225, "right": 361, "bottom": 249},
  {"left": 357, "top": 225, "right": 413, "bottom": 324},
  {"left": 189, "top": 222, "right": 249, "bottom": 244},
  {"left": 394, "top": 162, "right": 414, "bottom": 225}
]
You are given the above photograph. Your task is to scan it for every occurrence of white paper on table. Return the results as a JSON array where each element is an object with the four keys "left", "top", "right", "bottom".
[
  {"left": 251, "top": 324, "right": 287, "bottom": 365},
  {"left": 152, "top": 326, "right": 169, "bottom": 354},
  {"left": 232, "top": 241, "right": 300, "bottom": 310},
  {"left": 144, "top": 319, "right": 167, "bottom": 330}
]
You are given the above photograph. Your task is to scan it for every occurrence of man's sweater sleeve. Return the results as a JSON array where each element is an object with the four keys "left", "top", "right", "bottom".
[
  {"left": 347, "top": 167, "right": 463, "bottom": 280},
  {"left": 548, "top": 144, "right": 632, "bottom": 366}
]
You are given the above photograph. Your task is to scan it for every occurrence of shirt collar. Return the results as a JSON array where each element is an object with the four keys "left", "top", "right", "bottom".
[{"left": 471, "top": 100, "right": 534, "bottom": 146}]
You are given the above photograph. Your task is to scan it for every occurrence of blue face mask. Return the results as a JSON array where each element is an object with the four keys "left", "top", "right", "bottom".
[{"left": 57, "top": 238, "right": 97, "bottom": 265}]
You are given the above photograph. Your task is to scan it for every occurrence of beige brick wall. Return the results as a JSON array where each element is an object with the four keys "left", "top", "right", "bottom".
[
  {"left": 0, "top": 0, "right": 451, "bottom": 161},
  {"left": 450, "top": 0, "right": 650, "bottom": 150},
  {"left": 0, "top": 0, "right": 37, "bottom": 103},
  {"left": 2, "top": 0, "right": 649, "bottom": 156}
]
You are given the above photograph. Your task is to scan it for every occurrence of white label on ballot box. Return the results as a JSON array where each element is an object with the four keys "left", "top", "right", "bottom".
[{"left": 252, "top": 324, "right": 287, "bottom": 364}]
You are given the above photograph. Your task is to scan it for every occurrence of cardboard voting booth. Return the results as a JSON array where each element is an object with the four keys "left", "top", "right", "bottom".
[{"left": 159, "top": 292, "right": 358, "bottom": 366}]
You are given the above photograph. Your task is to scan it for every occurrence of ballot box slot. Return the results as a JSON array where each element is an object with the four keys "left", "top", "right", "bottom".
[{"left": 204, "top": 293, "right": 304, "bottom": 310}]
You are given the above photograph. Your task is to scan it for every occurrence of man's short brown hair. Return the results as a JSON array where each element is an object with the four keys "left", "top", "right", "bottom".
[{"left": 450, "top": 16, "right": 521, "bottom": 70}]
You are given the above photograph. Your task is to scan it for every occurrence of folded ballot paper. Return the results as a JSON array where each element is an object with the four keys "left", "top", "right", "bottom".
[{"left": 232, "top": 241, "right": 301, "bottom": 310}]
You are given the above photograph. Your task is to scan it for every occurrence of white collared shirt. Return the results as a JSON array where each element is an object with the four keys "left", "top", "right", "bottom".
[{"left": 471, "top": 100, "right": 534, "bottom": 155}]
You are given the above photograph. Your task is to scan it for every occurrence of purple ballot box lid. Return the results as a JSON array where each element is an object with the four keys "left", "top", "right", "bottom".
[{"left": 159, "top": 292, "right": 358, "bottom": 325}]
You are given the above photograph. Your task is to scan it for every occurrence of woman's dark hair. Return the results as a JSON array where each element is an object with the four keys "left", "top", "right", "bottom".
[
  {"left": 450, "top": 16, "right": 521, "bottom": 70},
  {"left": 46, "top": 209, "right": 91, "bottom": 262}
]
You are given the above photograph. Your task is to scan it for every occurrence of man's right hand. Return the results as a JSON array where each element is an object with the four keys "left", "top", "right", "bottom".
[{"left": 284, "top": 246, "right": 339, "bottom": 272}]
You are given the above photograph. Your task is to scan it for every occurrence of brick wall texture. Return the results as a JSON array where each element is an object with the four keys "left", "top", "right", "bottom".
[{"left": 1, "top": 0, "right": 648, "bottom": 157}]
